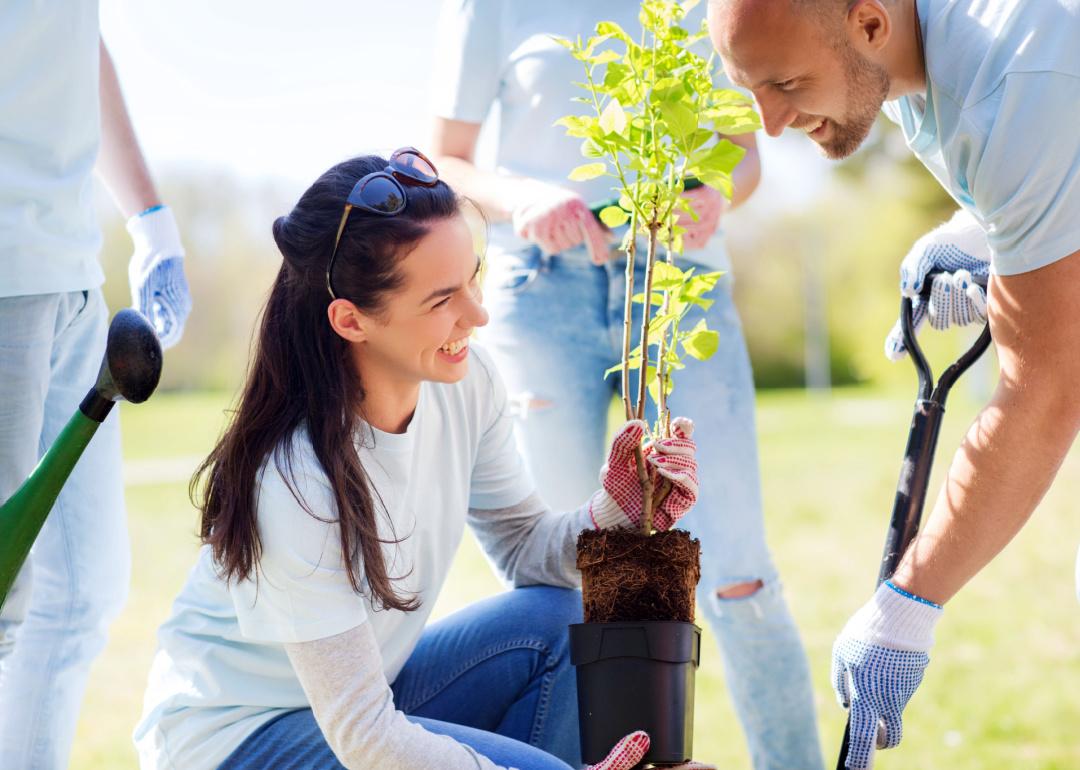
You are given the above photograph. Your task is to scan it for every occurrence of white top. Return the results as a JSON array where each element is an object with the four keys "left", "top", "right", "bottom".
[
  {"left": 0, "top": 0, "right": 105, "bottom": 297},
  {"left": 882, "top": 0, "right": 1080, "bottom": 276},
  {"left": 430, "top": 0, "right": 737, "bottom": 270},
  {"left": 135, "top": 346, "right": 555, "bottom": 770}
]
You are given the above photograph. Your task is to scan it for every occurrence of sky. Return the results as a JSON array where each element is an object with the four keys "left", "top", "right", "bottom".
[{"left": 99, "top": 0, "right": 834, "bottom": 207}]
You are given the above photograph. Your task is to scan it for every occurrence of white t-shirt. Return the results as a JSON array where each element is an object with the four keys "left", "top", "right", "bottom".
[
  {"left": 0, "top": 1, "right": 104, "bottom": 298},
  {"left": 882, "top": 0, "right": 1080, "bottom": 276},
  {"left": 135, "top": 347, "right": 538, "bottom": 770},
  {"left": 430, "top": 0, "right": 738, "bottom": 270}
]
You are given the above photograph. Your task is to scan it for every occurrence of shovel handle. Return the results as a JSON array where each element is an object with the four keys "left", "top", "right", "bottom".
[{"left": 835, "top": 272, "right": 991, "bottom": 769}]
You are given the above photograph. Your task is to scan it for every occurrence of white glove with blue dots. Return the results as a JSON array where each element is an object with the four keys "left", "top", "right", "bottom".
[
  {"left": 831, "top": 581, "right": 943, "bottom": 769},
  {"left": 126, "top": 204, "right": 192, "bottom": 350},
  {"left": 885, "top": 209, "right": 991, "bottom": 361}
]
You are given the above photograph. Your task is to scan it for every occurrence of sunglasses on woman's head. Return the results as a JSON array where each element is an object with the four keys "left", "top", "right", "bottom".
[{"left": 326, "top": 147, "right": 440, "bottom": 300}]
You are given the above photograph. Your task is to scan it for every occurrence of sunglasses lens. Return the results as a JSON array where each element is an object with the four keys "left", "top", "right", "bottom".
[
  {"left": 356, "top": 175, "right": 406, "bottom": 214},
  {"left": 391, "top": 150, "right": 438, "bottom": 185}
]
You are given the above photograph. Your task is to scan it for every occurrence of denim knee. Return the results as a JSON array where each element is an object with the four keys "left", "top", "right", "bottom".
[
  {"left": 515, "top": 587, "right": 582, "bottom": 656},
  {"left": 699, "top": 575, "right": 789, "bottom": 626}
]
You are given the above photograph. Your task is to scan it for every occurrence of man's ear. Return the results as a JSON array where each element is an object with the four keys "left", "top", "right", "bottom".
[
  {"left": 847, "top": 0, "right": 892, "bottom": 53},
  {"left": 327, "top": 298, "right": 371, "bottom": 343}
]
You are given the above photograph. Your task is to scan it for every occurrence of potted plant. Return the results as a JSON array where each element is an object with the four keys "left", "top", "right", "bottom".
[{"left": 555, "top": 1, "right": 760, "bottom": 764}]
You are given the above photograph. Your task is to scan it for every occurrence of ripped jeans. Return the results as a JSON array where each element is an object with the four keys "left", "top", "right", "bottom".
[{"left": 479, "top": 244, "right": 824, "bottom": 770}]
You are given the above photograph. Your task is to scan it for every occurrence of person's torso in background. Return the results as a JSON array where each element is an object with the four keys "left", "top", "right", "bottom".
[
  {"left": 437, "top": 0, "right": 735, "bottom": 268},
  {"left": 0, "top": 0, "right": 104, "bottom": 298}
]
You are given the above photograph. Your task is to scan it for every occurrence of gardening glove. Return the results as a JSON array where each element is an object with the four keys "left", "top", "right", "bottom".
[
  {"left": 584, "top": 730, "right": 715, "bottom": 770},
  {"left": 126, "top": 205, "right": 192, "bottom": 350},
  {"left": 884, "top": 209, "right": 991, "bottom": 361},
  {"left": 831, "top": 581, "right": 943, "bottom": 769},
  {"left": 675, "top": 185, "right": 727, "bottom": 251},
  {"left": 588, "top": 417, "right": 699, "bottom": 532},
  {"left": 511, "top": 182, "right": 613, "bottom": 264}
]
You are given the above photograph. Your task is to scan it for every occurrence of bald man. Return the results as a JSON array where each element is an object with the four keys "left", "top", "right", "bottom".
[{"left": 707, "top": 0, "right": 1080, "bottom": 767}]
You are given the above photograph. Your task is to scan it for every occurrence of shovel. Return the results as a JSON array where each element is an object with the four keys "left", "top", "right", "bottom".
[{"left": 835, "top": 274, "right": 992, "bottom": 768}]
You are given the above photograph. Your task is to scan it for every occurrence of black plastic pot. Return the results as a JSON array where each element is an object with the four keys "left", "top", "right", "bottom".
[{"left": 570, "top": 621, "right": 700, "bottom": 767}]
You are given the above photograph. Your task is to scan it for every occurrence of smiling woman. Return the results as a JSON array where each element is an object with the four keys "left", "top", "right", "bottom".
[{"left": 131, "top": 153, "right": 703, "bottom": 770}]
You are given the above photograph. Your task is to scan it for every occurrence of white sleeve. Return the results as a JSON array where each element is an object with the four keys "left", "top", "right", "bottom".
[
  {"left": 284, "top": 623, "right": 510, "bottom": 770},
  {"left": 430, "top": 0, "right": 504, "bottom": 123},
  {"left": 230, "top": 449, "right": 368, "bottom": 643},
  {"left": 468, "top": 492, "right": 590, "bottom": 589}
]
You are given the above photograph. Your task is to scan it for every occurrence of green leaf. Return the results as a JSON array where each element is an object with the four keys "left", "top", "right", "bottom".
[
  {"left": 648, "top": 376, "right": 663, "bottom": 407},
  {"left": 598, "top": 99, "right": 628, "bottom": 136},
  {"left": 591, "top": 49, "right": 621, "bottom": 65},
  {"left": 580, "top": 138, "right": 607, "bottom": 158},
  {"left": 603, "top": 62, "right": 631, "bottom": 91},
  {"left": 595, "top": 20, "right": 631, "bottom": 42},
  {"left": 582, "top": 32, "right": 615, "bottom": 59},
  {"left": 632, "top": 290, "right": 665, "bottom": 307},
  {"left": 554, "top": 115, "right": 594, "bottom": 138},
  {"left": 604, "top": 356, "right": 643, "bottom": 379},
  {"left": 599, "top": 205, "right": 630, "bottom": 228},
  {"left": 692, "top": 139, "right": 746, "bottom": 176},
  {"left": 648, "top": 311, "right": 680, "bottom": 337},
  {"left": 651, "top": 260, "right": 685, "bottom": 289},
  {"left": 644, "top": 365, "right": 661, "bottom": 404},
  {"left": 568, "top": 162, "right": 608, "bottom": 181},
  {"left": 681, "top": 270, "right": 723, "bottom": 302},
  {"left": 658, "top": 101, "right": 697, "bottom": 140},
  {"left": 681, "top": 321, "right": 720, "bottom": 361}
]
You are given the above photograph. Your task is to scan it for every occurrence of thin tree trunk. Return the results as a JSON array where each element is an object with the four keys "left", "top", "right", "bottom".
[
  {"left": 620, "top": 211, "right": 651, "bottom": 515},
  {"left": 637, "top": 216, "right": 661, "bottom": 534},
  {"left": 621, "top": 211, "right": 638, "bottom": 422}
]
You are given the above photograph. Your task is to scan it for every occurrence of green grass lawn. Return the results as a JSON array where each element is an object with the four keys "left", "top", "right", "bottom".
[{"left": 71, "top": 386, "right": 1080, "bottom": 769}]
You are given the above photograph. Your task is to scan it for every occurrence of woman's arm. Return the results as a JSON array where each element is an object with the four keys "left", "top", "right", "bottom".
[
  {"left": 284, "top": 623, "right": 506, "bottom": 770},
  {"left": 725, "top": 131, "right": 760, "bottom": 209},
  {"left": 468, "top": 493, "right": 591, "bottom": 589},
  {"left": 97, "top": 38, "right": 160, "bottom": 218},
  {"left": 431, "top": 117, "right": 527, "bottom": 224}
]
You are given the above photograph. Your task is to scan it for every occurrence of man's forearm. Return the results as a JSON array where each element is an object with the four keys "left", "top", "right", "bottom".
[
  {"left": 892, "top": 251, "right": 1080, "bottom": 605},
  {"left": 892, "top": 380, "right": 1077, "bottom": 605},
  {"left": 97, "top": 38, "right": 160, "bottom": 218}
]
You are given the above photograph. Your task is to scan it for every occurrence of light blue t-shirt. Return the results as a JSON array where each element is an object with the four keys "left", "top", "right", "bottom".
[
  {"left": 0, "top": 1, "right": 105, "bottom": 297},
  {"left": 134, "top": 347, "right": 536, "bottom": 770},
  {"left": 882, "top": 0, "right": 1080, "bottom": 276},
  {"left": 431, "top": 0, "right": 739, "bottom": 270}
]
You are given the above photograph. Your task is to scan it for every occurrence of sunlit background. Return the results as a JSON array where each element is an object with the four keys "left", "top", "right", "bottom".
[
  {"left": 65, "top": 2, "right": 1080, "bottom": 768},
  {"left": 99, "top": 0, "right": 934, "bottom": 395}
]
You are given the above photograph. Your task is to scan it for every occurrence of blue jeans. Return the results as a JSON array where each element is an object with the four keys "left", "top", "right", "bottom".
[
  {"left": 0, "top": 290, "right": 128, "bottom": 770},
  {"left": 219, "top": 586, "right": 582, "bottom": 770},
  {"left": 479, "top": 245, "right": 824, "bottom": 770}
]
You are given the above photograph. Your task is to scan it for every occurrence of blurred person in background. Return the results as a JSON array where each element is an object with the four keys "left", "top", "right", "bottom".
[
  {"left": 0, "top": 3, "right": 191, "bottom": 768},
  {"left": 428, "top": 2, "right": 824, "bottom": 768}
]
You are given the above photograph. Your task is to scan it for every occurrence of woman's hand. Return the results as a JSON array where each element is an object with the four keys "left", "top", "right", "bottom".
[
  {"left": 675, "top": 185, "right": 726, "bottom": 251},
  {"left": 585, "top": 730, "right": 715, "bottom": 770},
  {"left": 510, "top": 182, "right": 613, "bottom": 264},
  {"left": 587, "top": 418, "right": 699, "bottom": 532}
]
